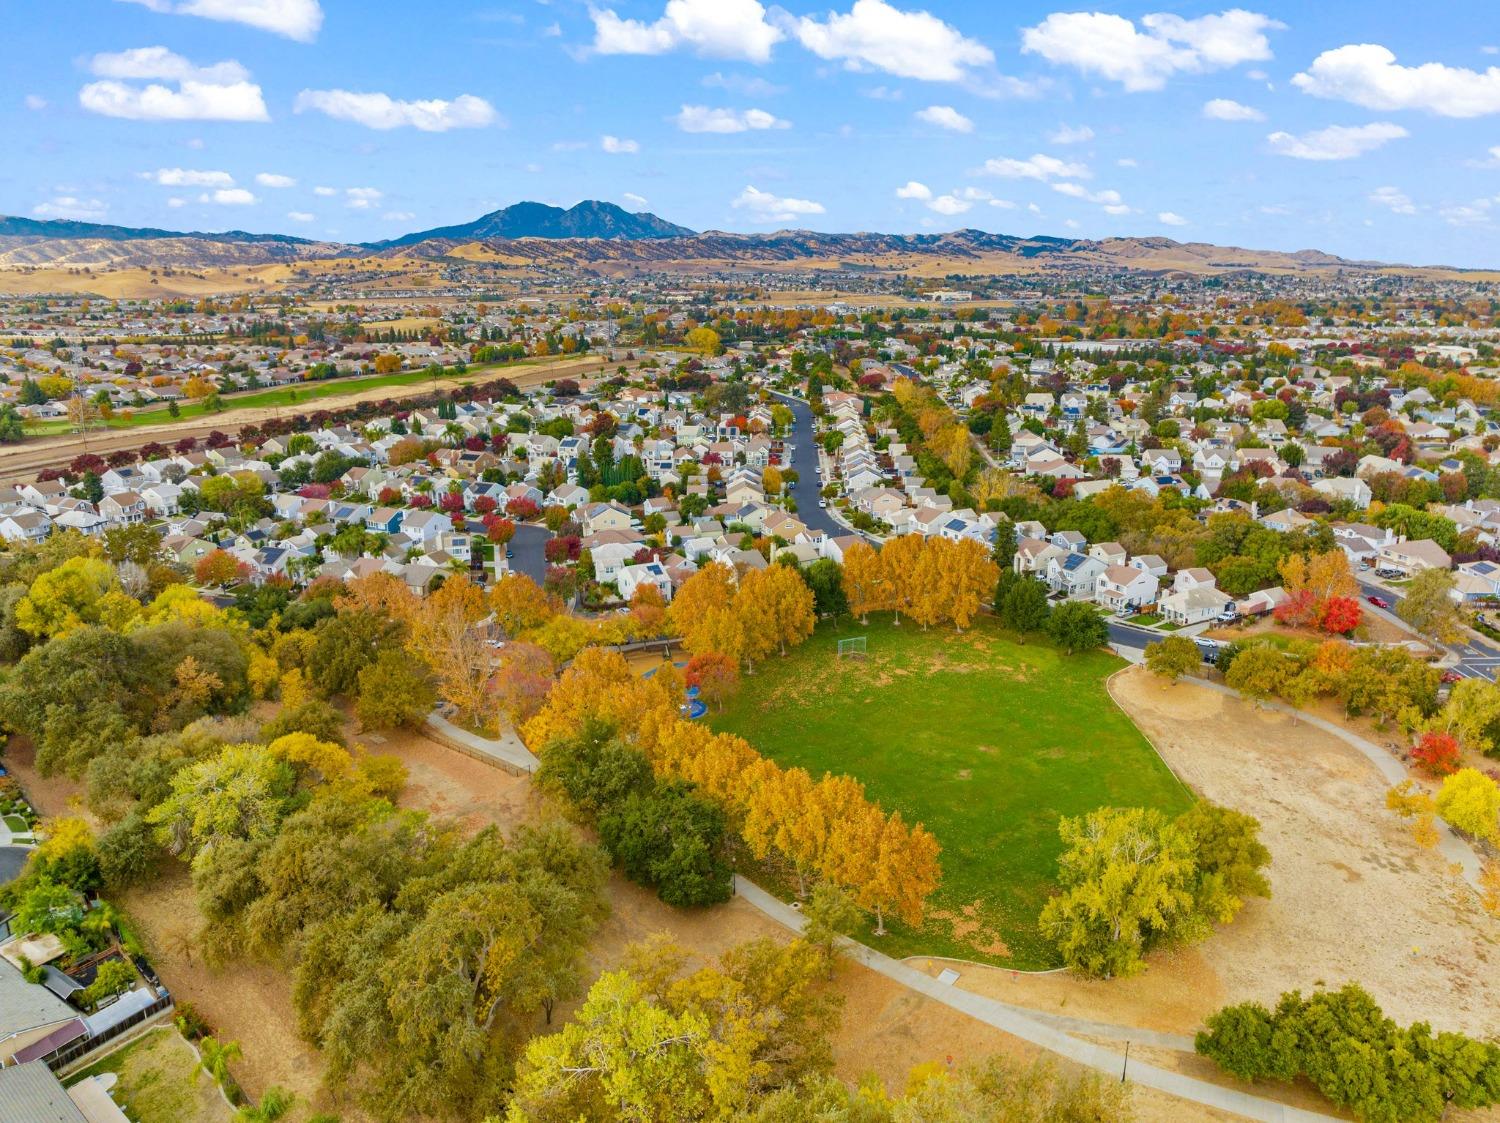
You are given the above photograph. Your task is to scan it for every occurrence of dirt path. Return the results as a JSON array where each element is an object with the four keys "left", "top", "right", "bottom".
[{"left": 0, "top": 354, "right": 623, "bottom": 484}]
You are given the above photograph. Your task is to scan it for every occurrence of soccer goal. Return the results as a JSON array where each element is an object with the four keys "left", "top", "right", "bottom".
[{"left": 837, "top": 636, "right": 868, "bottom": 660}]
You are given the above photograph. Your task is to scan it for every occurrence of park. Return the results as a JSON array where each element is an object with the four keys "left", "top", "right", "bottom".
[{"left": 711, "top": 614, "right": 1193, "bottom": 968}]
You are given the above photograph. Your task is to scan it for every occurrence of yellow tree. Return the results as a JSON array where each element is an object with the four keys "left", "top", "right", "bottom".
[
  {"left": 669, "top": 562, "right": 738, "bottom": 654},
  {"left": 406, "top": 577, "right": 493, "bottom": 723},
  {"left": 945, "top": 538, "right": 999, "bottom": 630},
  {"left": 739, "top": 564, "right": 815, "bottom": 656},
  {"left": 841, "top": 542, "right": 886, "bottom": 623},
  {"left": 908, "top": 539, "right": 948, "bottom": 630},
  {"left": 879, "top": 534, "right": 924, "bottom": 625},
  {"left": 489, "top": 573, "right": 558, "bottom": 637},
  {"left": 762, "top": 465, "right": 784, "bottom": 496}
]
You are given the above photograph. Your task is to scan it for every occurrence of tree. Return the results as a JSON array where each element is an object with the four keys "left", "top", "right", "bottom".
[
  {"left": 1398, "top": 568, "right": 1464, "bottom": 644},
  {"left": 147, "top": 744, "right": 297, "bottom": 861},
  {"left": 356, "top": 649, "right": 436, "bottom": 728},
  {"left": 197, "top": 1036, "right": 244, "bottom": 1091},
  {"left": 1224, "top": 643, "right": 1294, "bottom": 706},
  {"left": 195, "top": 549, "right": 245, "bottom": 588},
  {"left": 685, "top": 326, "right": 722, "bottom": 356},
  {"left": 1411, "top": 731, "right": 1461, "bottom": 777},
  {"left": 840, "top": 542, "right": 886, "bottom": 623},
  {"left": 1046, "top": 602, "right": 1108, "bottom": 655},
  {"left": 685, "top": 652, "right": 739, "bottom": 712},
  {"left": 1038, "top": 807, "right": 1197, "bottom": 979},
  {"left": 15, "top": 556, "right": 135, "bottom": 639},
  {"left": 1429, "top": 678, "right": 1500, "bottom": 755},
  {"left": 405, "top": 576, "right": 493, "bottom": 723},
  {"left": 802, "top": 558, "right": 848, "bottom": 619},
  {"left": 735, "top": 564, "right": 815, "bottom": 661},
  {"left": 600, "top": 782, "right": 733, "bottom": 908},
  {"left": 999, "top": 577, "right": 1050, "bottom": 639},
  {"left": 801, "top": 882, "right": 862, "bottom": 978},
  {"left": 1435, "top": 768, "right": 1500, "bottom": 843},
  {"left": 494, "top": 641, "right": 555, "bottom": 725},
  {"left": 1145, "top": 635, "right": 1201, "bottom": 683},
  {"left": 490, "top": 573, "right": 557, "bottom": 636}
]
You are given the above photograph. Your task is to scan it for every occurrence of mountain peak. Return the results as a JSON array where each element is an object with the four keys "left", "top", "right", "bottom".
[{"left": 372, "top": 200, "right": 694, "bottom": 248}]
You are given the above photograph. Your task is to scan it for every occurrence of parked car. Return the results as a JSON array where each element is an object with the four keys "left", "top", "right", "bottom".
[
  {"left": 1441, "top": 670, "right": 1463, "bottom": 684},
  {"left": 818, "top": 498, "right": 828, "bottom": 508},
  {"left": 1367, "top": 595, "right": 1392, "bottom": 610}
]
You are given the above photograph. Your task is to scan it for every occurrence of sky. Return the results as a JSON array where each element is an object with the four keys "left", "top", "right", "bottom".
[{"left": 6, "top": 0, "right": 1500, "bottom": 266}]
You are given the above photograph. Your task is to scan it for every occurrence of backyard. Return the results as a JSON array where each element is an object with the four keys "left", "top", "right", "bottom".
[{"left": 710, "top": 615, "right": 1194, "bottom": 968}]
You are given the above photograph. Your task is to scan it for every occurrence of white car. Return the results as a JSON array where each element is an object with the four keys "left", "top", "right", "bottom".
[{"left": 818, "top": 498, "right": 828, "bottom": 508}]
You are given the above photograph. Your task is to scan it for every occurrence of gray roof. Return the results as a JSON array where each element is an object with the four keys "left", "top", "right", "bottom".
[
  {"left": 0, "top": 960, "right": 76, "bottom": 1042},
  {"left": 0, "top": 1061, "right": 88, "bottom": 1123}
]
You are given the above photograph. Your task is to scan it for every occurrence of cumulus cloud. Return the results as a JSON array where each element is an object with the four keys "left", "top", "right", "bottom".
[
  {"left": 115, "top": 0, "right": 323, "bottom": 42},
  {"left": 1369, "top": 186, "right": 1417, "bottom": 214},
  {"left": 975, "top": 153, "right": 1088, "bottom": 180},
  {"left": 146, "top": 167, "right": 234, "bottom": 187},
  {"left": 914, "top": 105, "right": 973, "bottom": 132},
  {"left": 1048, "top": 123, "right": 1093, "bottom": 144},
  {"left": 1202, "top": 97, "right": 1264, "bottom": 121},
  {"left": 1267, "top": 121, "right": 1407, "bottom": 160},
  {"left": 674, "top": 105, "right": 789, "bottom": 133},
  {"left": 80, "top": 46, "right": 268, "bottom": 121},
  {"left": 896, "top": 182, "right": 999, "bottom": 216},
  {"left": 1158, "top": 211, "right": 1189, "bottom": 226},
  {"left": 1022, "top": 9, "right": 1282, "bottom": 92},
  {"left": 200, "top": 187, "right": 256, "bottom": 205},
  {"left": 287, "top": 211, "right": 315, "bottom": 222},
  {"left": 895, "top": 180, "right": 932, "bottom": 200},
  {"left": 255, "top": 172, "right": 296, "bottom": 188},
  {"left": 294, "top": 89, "right": 498, "bottom": 131},
  {"left": 344, "top": 187, "right": 383, "bottom": 209},
  {"left": 731, "top": 184, "right": 825, "bottom": 223},
  {"left": 784, "top": 0, "right": 994, "bottom": 83},
  {"left": 312, "top": 185, "right": 337, "bottom": 197},
  {"left": 33, "top": 196, "right": 108, "bottom": 221},
  {"left": 1292, "top": 44, "right": 1500, "bottom": 118},
  {"left": 591, "top": 0, "right": 783, "bottom": 63},
  {"left": 601, "top": 134, "right": 640, "bottom": 153}
]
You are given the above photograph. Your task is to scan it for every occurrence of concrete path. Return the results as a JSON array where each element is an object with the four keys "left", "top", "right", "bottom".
[
  {"left": 734, "top": 877, "right": 1338, "bottom": 1122},
  {"left": 424, "top": 710, "right": 539, "bottom": 775},
  {"left": 1187, "top": 677, "right": 1485, "bottom": 892}
]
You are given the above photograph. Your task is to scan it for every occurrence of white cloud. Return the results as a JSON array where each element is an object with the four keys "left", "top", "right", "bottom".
[
  {"left": 1292, "top": 44, "right": 1500, "bottom": 118},
  {"left": 80, "top": 47, "right": 268, "bottom": 122},
  {"left": 255, "top": 172, "right": 296, "bottom": 188},
  {"left": 287, "top": 211, "right": 315, "bottom": 222},
  {"left": 382, "top": 211, "right": 416, "bottom": 221},
  {"left": 115, "top": 0, "right": 323, "bottom": 42},
  {"left": 895, "top": 180, "right": 932, "bottom": 200},
  {"left": 1053, "top": 182, "right": 1125, "bottom": 209},
  {"left": 785, "top": 0, "right": 994, "bottom": 83},
  {"left": 294, "top": 89, "right": 498, "bottom": 131},
  {"left": 897, "top": 182, "right": 996, "bottom": 216},
  {"left": 1202, "top": 97, "right": 1264, "bottom": 121},
  {"left": 1117, "top": 157, "right": 1138, "bottom": 168},
  {"left": 312, "top": 185, "right": 337, "bottom": 197},
  {"left": 1369, "top": 185, "right": 1417, "bottom": 214},
  {"left": 601, "top": 135, "right": 640, "bottom": 153},
  {"left": 976, "top": 153, "right": 1088, "bottom": 180},
  {"left": 33, "top": 196, "right": 108, "bottom": 221},
  {"left": 1441, "top": 200, "right": 1494, "bottom": 227},
  {"left": 929, "top": 194, "right": 971, "bottom": 216},
  {"left": 702, "top": 72, "right": 783, "bottom": 97},
  {"left": 345, "top": 187, "right": 383, "bottom": 209},
  {"left": 1022, "top": 9, "right": 1282, "bottom": 92},
  {"left": 731, "top": 184, "right": 825, "bottom": 223},
  {"left": 199, "top": 188, "right": 256, "bottom": 205},
  {"left": 591, "top": 0, "right": 783, "bottom": 63},
  {"left": 166, "top": 197, "right": 186, "bottom": 207},
  {"left": 1266, "top": 121, "right": 1407, "bottom": 160},
  {"left": 623, "top": 192, "right": 648, "bottom": 206},
  {"left": 1158, "top": 211, "right": 1189, "bottom": 226},
  {"left": 915, "top": 105, "right": 973, "bottom": 132},
  {"left": 674, "top": 105, "right": 789, "bottom": 133},
  {"left": 146, "top": 167, "right": 234, "bottom": 187},
  {"left": 1048, "top": 123, "right": 1093, "bottom": 144},
  {"left": 24, "top": 95, "right": 47, "bottom": 111}
]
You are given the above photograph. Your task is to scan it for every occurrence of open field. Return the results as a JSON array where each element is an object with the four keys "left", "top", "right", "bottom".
[
  {"left": 68, "top": 1028, "right": 233, "bottom": 1123},
  {"left": 710, "top": 616, "right": 1194, "bottom": 968}
]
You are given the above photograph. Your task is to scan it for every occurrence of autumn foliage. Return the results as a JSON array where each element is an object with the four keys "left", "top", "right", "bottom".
[{"left": 1411, "top": 731, "right": 1461, "bottom": 777}]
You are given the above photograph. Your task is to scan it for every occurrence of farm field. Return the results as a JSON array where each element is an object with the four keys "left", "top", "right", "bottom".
[{"left": 711, "top": 615, "right": 1193, "bottom": 968}]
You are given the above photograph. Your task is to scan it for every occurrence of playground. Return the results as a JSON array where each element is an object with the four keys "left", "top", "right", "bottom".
[{"left": 710, "top": 616, "right": 1193, "bottom": 968}]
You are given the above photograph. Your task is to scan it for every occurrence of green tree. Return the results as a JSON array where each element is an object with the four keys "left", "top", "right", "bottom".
[
  {"left": 999, "top": 577, "right": 1050, "bottom": 639},
  {"left": 355, "top": 649, "right": 436, "bottom": 729},
  {"left": 1397, "top": 568, "right": 1464, "bottom": 644},
  {"left": 1223, "top": 643, "right": 1294, "bottom": 707},
  {"left": 1046, "top": 601, "right": 1108, "bottom": 654},
  {"left": 802, "top": 881, "right": 862, "bottom": 979},
  {"left": 600, "top": 782, "right": 733, "bottom": 908},
  {"left": 1145, "top": 635, "right": 1201, "bottom": 683}
]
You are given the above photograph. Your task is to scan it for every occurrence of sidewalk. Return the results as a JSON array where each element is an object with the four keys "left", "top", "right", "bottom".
[
  {"left": 424, "top": 710, "right": 539, "bottom": 776},
  {"left": 734, "top": 877, "right": 1338, "bottom": 1122}
]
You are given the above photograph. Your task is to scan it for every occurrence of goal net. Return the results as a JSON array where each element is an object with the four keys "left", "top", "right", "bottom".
[{"left": 837, "top": 636, "right": 868, "bottom": 660}]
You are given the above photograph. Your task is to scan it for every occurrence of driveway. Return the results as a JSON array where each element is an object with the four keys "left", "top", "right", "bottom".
[{"left": 0, "top": 846, "right": 28, "bottom": 885}]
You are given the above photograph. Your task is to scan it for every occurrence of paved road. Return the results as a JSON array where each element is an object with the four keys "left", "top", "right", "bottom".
[
  {"left": 468, "top": 519, "right": 548, "bottom": 584},
  {"left": 771, "top": 392, "right": 843, "bottom": 538},
  {"left": 1355, "top": 576, "right": 1500, "bottom": 681}
]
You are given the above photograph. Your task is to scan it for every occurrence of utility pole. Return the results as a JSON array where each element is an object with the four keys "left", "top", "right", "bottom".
[{"left": 1121, "top": 1040, "right": 1130, "bottom": 1084}]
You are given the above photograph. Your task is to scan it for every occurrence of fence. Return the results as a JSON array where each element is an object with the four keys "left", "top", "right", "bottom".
[{"left": 44, "top": 991, "right": 175, "bottom": 1073}]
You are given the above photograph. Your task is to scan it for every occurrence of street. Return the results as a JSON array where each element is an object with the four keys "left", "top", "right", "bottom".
[
  {"left": 771, "top": 391, "right": 844, "bottom": 538},
  {"left": 1355, "top": 576, "right": 1500, "bottom": 682}
]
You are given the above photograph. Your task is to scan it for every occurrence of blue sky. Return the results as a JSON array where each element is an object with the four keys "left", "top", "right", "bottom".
[{"left": 6, "top": 0, "right": 1500, "bottom": 265}]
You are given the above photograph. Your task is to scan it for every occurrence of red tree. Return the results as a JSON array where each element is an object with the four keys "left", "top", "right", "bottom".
[
  {"left": 507, "top": 497, "right": 541, "bottom": 520},
  {"left": 1412, "top": 731, "right": 1461, "bottom": 777},
  {"left": 473, "top": 495, "right": 498, "bottom": 515},
  {"left": 1317, "top": 596, "right": 1363, "bottom": 636},
  {"left": 484, "top": 516, "right": 516, "bottom": 545}
]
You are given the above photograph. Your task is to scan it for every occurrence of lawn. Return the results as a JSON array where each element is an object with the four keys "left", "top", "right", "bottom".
[
  {"left": 710, "top": 615, "right": 1193, "bottom": 968},
  {"left": 67, "top": 1027, "right": 232, "bottom": 1123},
  {"left": 2, "top": 813, "right": 30, "bottom": 832}
]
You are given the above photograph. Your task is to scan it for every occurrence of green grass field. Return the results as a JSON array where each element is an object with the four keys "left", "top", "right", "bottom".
[{"left": 711, "top": 615, "right": 1192, "bottom": 968}]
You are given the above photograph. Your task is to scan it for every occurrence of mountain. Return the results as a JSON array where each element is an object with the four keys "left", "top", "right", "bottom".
[
  {"left": 371, "top": 200, "right": 695, "bottom": 248},
  {"left": 0, "top": 215, "right": 315, "bottom": 246}
]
